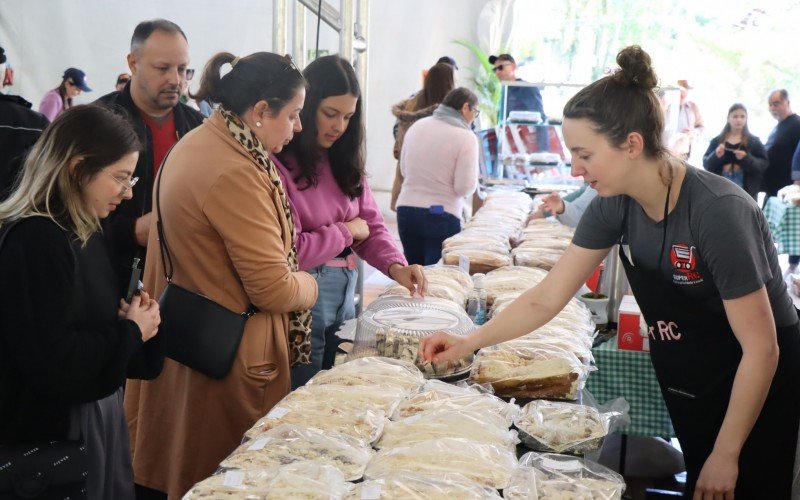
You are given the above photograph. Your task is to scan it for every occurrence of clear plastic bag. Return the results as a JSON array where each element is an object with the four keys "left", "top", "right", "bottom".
[
  {"left": 242, "top": 399, "right": 387, "bottom": 445},
  {"left": 349, "top": 472, "right": 502, "bottom": 499},
  {"left": 504, "top": 452, "right": 626, "bottom": 500},
  {"left": 376, "top": 408, "right": 519, "bottom": 450},
  {"left": 442, "top": 248, "right": 511, "bottom": 274},
  {"left": 365, "top": 438, "right": 519, "bottom": 490},
  {"left": 382, "top": 268, "right": 473, "bottom": 307},
  {"left": 482, "top": 267, "right": 547, "bottom": 305},
  {"left": 184, "top": 462, "right": 354, "bottom": 499},
  {"left": 470, "top": 344, "right": 593, "bottom": 400},
  {"left": 280, "top": 383, "right": 408, "bottom": 417},
  {"left": 512, "top": 248, "right": 563, "bottom": 270},
  {"left": 392, "top": 379, "right": 519, "bottom": 425},
  {"left": 444, "top": 233, "right": 511, "bottom": 251},
  {"left": 514, "top": 394, "right": 629, "bottom": 454},
  {"left": 306, "top": 356, "right": 425, "bottom": 394},
  {"left": 222, "top": 424, "right": 373, "bottom": 481}
]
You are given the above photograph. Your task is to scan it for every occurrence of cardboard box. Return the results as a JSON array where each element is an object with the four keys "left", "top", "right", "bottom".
[{"left": 617, "top": 295, "right": 649, "bottom": 352}]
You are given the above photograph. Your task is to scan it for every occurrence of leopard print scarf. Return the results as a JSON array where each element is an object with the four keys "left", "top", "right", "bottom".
[{"left": 219, "top": 106, "right": 312, "bottom": 366}]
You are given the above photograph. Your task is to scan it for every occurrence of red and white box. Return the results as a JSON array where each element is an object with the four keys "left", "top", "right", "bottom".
[{"left": 617, "top": 295, "right": 649, "bottom": 352}]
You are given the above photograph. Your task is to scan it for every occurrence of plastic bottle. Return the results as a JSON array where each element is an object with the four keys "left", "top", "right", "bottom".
[{"left": 467, "top": 273, "right": 488, "bottom": 325}]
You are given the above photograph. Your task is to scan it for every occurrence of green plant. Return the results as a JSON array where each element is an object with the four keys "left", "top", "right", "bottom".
[{"left": 452, "top": 39, "right": 505, "bottom": 127}]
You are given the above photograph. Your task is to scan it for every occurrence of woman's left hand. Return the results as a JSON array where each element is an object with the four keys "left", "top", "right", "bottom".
[
  {"left": 733, "top": 150, "right": 747, "bottom": 160},
  {"left": 693, "top": 450, "right": 738, "bottom": 500},
  {"left": 389, "top": 263, "right": 428, "bottom": 296}
]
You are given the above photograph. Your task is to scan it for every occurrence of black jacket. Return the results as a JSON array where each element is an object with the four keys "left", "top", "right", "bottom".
[
  {"left": 703, "top": 133, "right": 769, "bottom": 199},
  {"left": 763, "top": 114, "right": 800, "bottom": 196},
  {"left": 94, "top": 84, "right": 204, "bottom": 292},
  {"left": 0, "top": 218, "right": 164, "bottom": 443},
  {"left": 0, "top": 93, "right": 49, "bottom": 201}
]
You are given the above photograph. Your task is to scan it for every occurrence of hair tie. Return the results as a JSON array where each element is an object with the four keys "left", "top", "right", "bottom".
[{"left": 231, "top": 56, "right": 240, "bottom": 68}]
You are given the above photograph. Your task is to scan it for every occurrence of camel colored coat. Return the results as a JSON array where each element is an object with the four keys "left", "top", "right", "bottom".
[{"left": 124, "top": 113, "right": 318, "bottom": 498}]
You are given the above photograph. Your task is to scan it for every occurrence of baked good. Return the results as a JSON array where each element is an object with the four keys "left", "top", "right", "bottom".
[
  {"left": 442, "top": 249, "right": 511, "bottom": 275},
  {"left": 505, "top": 453, "right": 626, "bottom": 500},
  {"left": 307, "top": 357, "right": 424, "bottom": 394},
  {"left": 225, "top": 424, "right": 373, "bottom": 480},
  {"left": 348, "top": 473, "right": 502, "bottom": 499},
  {"left": 375, "top": 329, "right": 472, "bottom": 378},
  {"left": 375, "top": 409, "right": 518, "bottom": 449},
  {"left": 470, "top": 346, "right": 585, "bottom": 400},
  {"left": 280, "top": 384, "right": 407, "bottom": 416},
  {"left": 392, "top": 380, "right": 518, "bottom": 424},
  {"left": 365, "top": 438, "right": 518, "bottom": 490},
  {"left": 243, "top": 401, "right": 386, "bottom": 445},
  {"left": 515, "top": 400, "right": 607, "bottom": 453},
  {"left": 512, "top": 248, "right": 563, "bottom": 270}
]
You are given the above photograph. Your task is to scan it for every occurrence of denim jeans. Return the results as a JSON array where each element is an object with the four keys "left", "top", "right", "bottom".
[
  {"left": 290, "top": 265, "right": 357, "bottom": 389},
  {"left": 396, "top": 206, "right": 461, "bottom": 265}
]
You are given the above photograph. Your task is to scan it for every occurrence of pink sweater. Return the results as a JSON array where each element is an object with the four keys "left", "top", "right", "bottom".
[
  {"left": 396, "top": 115, "right": 480, "bottom": 217},
  {"left": 38, "top": 89, "right": 64, "bottom": 122},
  {"left": 274, "top": 151, "right": 407, "bottom": 274}
]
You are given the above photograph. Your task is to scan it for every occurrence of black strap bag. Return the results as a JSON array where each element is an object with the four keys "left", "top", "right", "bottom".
[
  {"left": 0, "top": 219, "right": 88, "bottom": 499},
  {"left": 155, "top": 150, "right": 256, "bottom": 380}
]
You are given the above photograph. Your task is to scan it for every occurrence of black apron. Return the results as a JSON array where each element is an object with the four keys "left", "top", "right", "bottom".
[{"left": 618, "top": 189, "right": 800, "bottom": 498}]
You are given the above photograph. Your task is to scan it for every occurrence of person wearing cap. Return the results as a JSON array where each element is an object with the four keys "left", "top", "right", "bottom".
[
  {"left": 668, "top": 79, "right": 704, "bottom": 160},
  {"left": 0, "top": 46, "right": 50, "bottom": 201},
  {"left": 489, "top": 53, "right": 545, "bottom": 122},
  {"left": 116, "top": 72, "right": 131, "bottom": 91},
  {"left": 437, "top": 55, "right": 458, "bottom": 71},
  {"left": 38, "top": 67, "right": 91, "bottom": 121},
  {"left": 95, "top": 19, "right": 203, "bottom": 298}
]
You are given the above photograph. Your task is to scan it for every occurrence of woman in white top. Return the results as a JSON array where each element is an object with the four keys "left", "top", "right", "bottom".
[{"left": 395, "top": 87, "right": 480, "bottom": 265}]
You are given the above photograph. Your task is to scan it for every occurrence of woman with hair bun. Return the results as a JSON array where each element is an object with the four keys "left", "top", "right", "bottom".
[
  {"left": 124, "top": 51, "right": 318, "bottom": 498},
  {"left": 421, "top": 45, "right": 800, "bottom": 498}
]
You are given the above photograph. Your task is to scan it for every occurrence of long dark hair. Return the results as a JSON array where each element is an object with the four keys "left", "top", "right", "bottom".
[
  {"left": 192, "top": 51, "right": 305, "bottom": 117},
  {"left": 564, "top": 45, "right": 667, "bottom": 160},
  {"left": 57, "top": 79, "right": 72, "bottom": 110},
  {"left": 717, "top": 103, "right": 750, "bottom": 148},
  {"left": 409, "top": 62, "right": 456, "bottom": 111},
  {"left": 280, "top": 55, "right": 365, "bottom": 199}
]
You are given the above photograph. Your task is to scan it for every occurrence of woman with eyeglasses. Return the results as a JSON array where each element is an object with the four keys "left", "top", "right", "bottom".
[
  {"left": 274, "top": 55, "right": 426, "bottom": 389},
  {"left": 0, "top": 105, "right": 161, "bottom": 499},
  {"left": 39, "top": 67, "right": 92, "bottom": 121},
  {"left": 124, "top": 52, "right": 318, "bottom": 498},
  {"left": 395, "top": 87, "right": 481, "bottom": 265}
]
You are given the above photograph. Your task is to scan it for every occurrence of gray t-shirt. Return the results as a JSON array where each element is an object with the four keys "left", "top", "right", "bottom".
[{"left": 573, "top": 166, "right": 797, "bottom": 327}]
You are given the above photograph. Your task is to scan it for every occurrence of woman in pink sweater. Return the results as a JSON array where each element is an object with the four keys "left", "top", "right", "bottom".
[
  {"left": 396, "top": 87, "right": 481, "bottom": 265},
  {"left": 274, "top": 55, "right": 426, "bottom": 388}
]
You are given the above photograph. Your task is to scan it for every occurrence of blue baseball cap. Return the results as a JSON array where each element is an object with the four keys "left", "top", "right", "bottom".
[{"left": 63, "top": 67, "right": 91, "bottom": 92}]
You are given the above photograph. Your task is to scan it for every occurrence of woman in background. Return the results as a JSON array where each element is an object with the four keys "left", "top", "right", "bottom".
[
  {"left": 39, "top": 67, "right": 92, "bottom": 121},
  {"left": 703, "top": 103, "right": 768, "bottom": 199},
  {"left": 276, "top": 55, "right": 425, "bottom": 389},
  {"left": 390, "top": 62, "right": 456, "bottom": 210}
]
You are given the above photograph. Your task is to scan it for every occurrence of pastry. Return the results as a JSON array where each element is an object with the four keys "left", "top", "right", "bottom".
[{"left": 515, "top": 400, "right": 607, "bottom": 453}]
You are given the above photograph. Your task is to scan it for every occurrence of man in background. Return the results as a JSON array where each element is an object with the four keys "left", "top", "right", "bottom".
[{"left": 489, "top": 53, "right": 545, "bottom": 122}]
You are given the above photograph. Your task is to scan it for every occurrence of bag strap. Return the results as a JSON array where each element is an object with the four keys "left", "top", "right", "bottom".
[{"left": 154, "top": 147, "right": 257, "bottom": 319}]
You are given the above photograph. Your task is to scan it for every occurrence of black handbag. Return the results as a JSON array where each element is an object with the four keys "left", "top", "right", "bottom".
[
  {"left": 155, "top": 150, "right": 257, "bottom": 380},
  {"left": 0, "top": 220, "right": 88, "bottom": 499},
  {"left": 0, "top": 442, "right": 87, "bottom": 499}
]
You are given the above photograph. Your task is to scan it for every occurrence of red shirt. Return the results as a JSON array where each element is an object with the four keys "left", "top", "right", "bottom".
[{"left": 140, "top": 110, "right": 177, "bottom": 176}]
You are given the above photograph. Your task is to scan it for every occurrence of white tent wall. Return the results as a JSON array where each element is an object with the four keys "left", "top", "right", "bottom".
[{"left": 0, "top": 0, "right": 487, "bottom": 215}]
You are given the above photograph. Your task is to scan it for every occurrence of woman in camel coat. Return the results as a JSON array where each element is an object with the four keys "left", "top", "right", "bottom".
[{"left": 124, "top": 52, "right": 318, "bottom": 498}]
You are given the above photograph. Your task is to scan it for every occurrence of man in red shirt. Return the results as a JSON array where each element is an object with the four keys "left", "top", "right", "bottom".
[{"left": 96, "top": 19, "right": 204, "bottom": 295}]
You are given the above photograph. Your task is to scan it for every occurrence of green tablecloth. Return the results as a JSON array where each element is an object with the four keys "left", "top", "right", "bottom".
[
  {"left": 586, "top": 337, "right": 675, "bottom": 438},
  {"left": 763, "top": 196, "right": 800, "bottom": 255}
]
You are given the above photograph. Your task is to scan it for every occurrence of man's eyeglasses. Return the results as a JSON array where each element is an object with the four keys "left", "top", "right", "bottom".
[
  {"left": 492, "top": 64, "right": 508, "bottom": 73},
  {"left": 473, "top": 107, "right": 481, "bottom": 118},
  {"left": 107, "top": 173, "right": 139, "bottom": 193}
]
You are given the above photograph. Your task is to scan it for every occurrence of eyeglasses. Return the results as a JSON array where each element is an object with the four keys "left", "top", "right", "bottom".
[
  {"left": 186, "top": 68, "right": 195, "bottom": 81},
  {"left": 492, "top": 64, "right": 508, "bottom": 73},
  {"left": 473, "top": 107, "right": 481, "bottom": 118},
  {"left": 107, "top": 172, "right": 139, "bottom": 193}
]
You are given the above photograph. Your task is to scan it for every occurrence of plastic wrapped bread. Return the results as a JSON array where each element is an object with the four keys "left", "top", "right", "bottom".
[
  {"left": 224, "top": 424, "right": 374, "bottom": 480},
  {"left": 470, "top": 345, "right": 590, "bottom": 400},
  {"left": 514, "top": 401, "right": 609, "bottom": 453},
  {"left": 348, "top": 473, "right": 502, "bottom": 499},
  {"left": 374, "top": 329, "right": 472, "bottom": 378},
  {"left": 512, "top": 247, "right": 563, "bottom": 270},
  {"left": 392, "top": 380, "right": 519, "bottom": 425},
  {"left": 279, "top": 384, "right": 408, "bottom": 417},
  {"left": 184, "top": 462, "right": 354, "bottom": 499},
  {"left": 443, "top": 233, "right": 511, "bottom": 251},
  {"left": 365, "top": 438, "right": 518, "bottom": 490},
  {"left": 381, "top": 265, "right": 473, "bottom": 308},
  {"left": 243, "top": 400, "right": 386, "bottom": 445},
  {"left": 482, "top": 267, "right": 547, "bottom": 305},
  {"left": 306, "top": 357, "right": 424, "bottom": 394},
  {"left": 504, "top": 453, "right": 626, "bottom": 500},
  {"left": 442, "top": 248, "right": 511, "bottom": 275},
  {"left": 375, "top": 409, "right": 518, "bottom": 450}
]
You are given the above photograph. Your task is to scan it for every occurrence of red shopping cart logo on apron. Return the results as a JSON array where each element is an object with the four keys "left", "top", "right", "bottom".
[{"left": 670, "top": 244, "right": 703, "bottom": 284}]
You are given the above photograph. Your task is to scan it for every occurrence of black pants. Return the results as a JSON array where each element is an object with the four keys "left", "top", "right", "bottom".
[{"left": 397, "top": 206, "right": 460, "bottom": 265}]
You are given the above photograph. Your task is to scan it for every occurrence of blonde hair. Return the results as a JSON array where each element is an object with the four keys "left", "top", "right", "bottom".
[{"left": 0, "top": 105, "right": 140, "bottom": 244}]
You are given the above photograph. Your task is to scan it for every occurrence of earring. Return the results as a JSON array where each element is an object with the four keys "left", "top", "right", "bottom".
[{"left": 256, "top": 121, "right": 262, "bottom": 127}]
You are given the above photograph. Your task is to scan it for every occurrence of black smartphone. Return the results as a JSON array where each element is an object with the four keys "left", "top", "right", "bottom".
[{"left": 125, "top": 257, "right": 143, "bottom": 303}]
